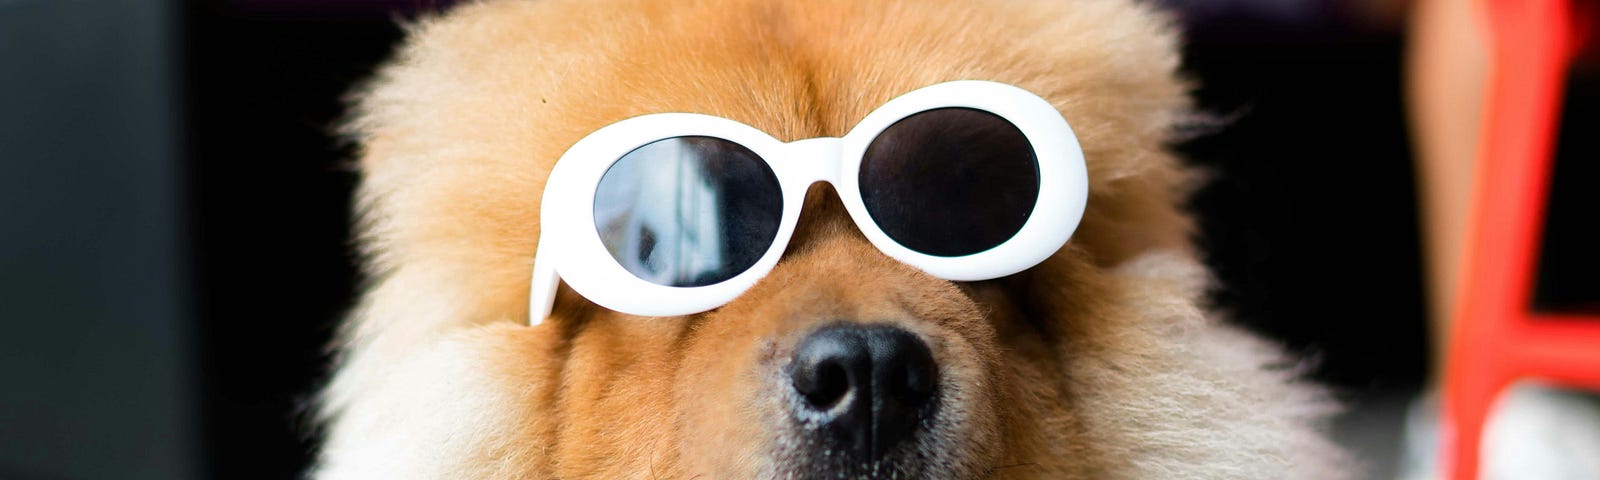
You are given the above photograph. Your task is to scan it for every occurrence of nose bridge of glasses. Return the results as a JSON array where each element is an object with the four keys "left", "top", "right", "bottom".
[{"left": 781, "top": 137, "right": 845, "bottom": 185}]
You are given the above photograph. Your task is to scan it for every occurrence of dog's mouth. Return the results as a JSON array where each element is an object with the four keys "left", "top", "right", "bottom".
[{"left": 779, "top": 446, "right": 931, "bottom": 480}]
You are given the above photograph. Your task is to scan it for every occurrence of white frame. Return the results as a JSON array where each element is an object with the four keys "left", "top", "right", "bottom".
[{"left": 529, "top": 80, "right": 1087, "bottom": 325}]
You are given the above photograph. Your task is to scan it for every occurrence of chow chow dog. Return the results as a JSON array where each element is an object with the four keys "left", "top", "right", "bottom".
[{"left": 314, "top": 0, "right": 1349, "bottom": 477}]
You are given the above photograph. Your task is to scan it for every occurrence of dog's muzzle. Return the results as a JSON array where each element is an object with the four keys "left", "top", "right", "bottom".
[{"left": 786, "top": 323, "right": 940, "bottom": 468}]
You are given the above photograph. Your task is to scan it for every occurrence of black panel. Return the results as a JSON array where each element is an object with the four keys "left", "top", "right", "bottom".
[
  {"left": 1178, "top": 28, "right": 1430, "bottom": 388},
  {"left": 1534, "top": 58, "right": 1600, "bottom": 315},
  {"left": 182, "top": 3, "right": 411, "bottom": 478}
]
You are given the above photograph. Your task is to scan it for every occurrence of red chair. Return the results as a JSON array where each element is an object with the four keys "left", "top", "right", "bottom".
[{"left": 1442, "top": 0, "right": 1600, "bottom": 479}]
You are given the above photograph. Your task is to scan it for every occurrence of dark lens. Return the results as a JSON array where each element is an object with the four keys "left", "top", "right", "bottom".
[
  {"left": 594, "top": 136, "right": 783, "bottom": 287},
  {"left": 859, "top": 108, "right": 1040, "bottom": 257}
]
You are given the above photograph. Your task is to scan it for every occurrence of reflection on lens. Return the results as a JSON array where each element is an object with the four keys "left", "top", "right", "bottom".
[
  {"left": 594, "top": 136, "right": 783, "bottom": 287},
  {"left": 860, "top": 108, "right": 1040, "bottom": 257}
]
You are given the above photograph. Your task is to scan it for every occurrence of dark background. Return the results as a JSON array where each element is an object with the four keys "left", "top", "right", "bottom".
[{"left": 2, "top": 0, "right": 1594, "bottom": 478}]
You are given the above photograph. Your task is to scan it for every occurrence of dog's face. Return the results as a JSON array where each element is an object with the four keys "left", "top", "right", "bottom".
[{"left": 317, "top": 0, "right": 1346, "bottom": 478}]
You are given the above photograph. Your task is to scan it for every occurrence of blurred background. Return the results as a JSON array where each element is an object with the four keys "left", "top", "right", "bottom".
[{"left": 1, "top": 0, "right": 1594, "bottom": 479}]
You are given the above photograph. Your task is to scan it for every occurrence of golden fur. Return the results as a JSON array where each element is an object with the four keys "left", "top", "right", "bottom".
[{"left": 316, "top": 0, "right": 1350, "bottom": 477}]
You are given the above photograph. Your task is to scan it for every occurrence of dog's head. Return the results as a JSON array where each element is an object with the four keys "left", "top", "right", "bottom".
[{"left": 316, "top": 0, "right": 1346, "bottom": 478}]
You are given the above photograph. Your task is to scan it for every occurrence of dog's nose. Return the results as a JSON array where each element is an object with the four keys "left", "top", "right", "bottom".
[{"left": 788, "top": 323, "right": 938, "bottom": 460}]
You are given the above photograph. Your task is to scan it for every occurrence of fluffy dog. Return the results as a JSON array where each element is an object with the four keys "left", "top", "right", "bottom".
[{"left": 315, "top": 0, "right": 1349, "bottom": 477}]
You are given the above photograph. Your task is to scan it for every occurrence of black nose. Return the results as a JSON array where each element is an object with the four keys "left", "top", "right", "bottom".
[{"left": 788, "top": 323, "right": 939, "bottom": 461}]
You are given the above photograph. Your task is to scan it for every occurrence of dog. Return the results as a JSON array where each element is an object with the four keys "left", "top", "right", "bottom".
[{"left": 314, "top": 0, "right": 1350, "bottom": 477}]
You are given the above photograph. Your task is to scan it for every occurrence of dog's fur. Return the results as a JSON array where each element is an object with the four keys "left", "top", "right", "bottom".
[{"left": 315, "top": 0, "right": 1350, "bottom": 477}]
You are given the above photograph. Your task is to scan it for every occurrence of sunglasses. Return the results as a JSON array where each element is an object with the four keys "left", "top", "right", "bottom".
[{"left": 529, "top": 81, "right": 1087, "bottom": 325}]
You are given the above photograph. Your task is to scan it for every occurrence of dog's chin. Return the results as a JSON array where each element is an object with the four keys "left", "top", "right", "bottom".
[
  {"left": 772, "top": 437, "right": 968, "bottom": 480},
  {"left": 776, "top": 455, "right": 928, "bottom": 480},
  {"left": 773, "top": 419, "right": 927, "bottom": 479}
]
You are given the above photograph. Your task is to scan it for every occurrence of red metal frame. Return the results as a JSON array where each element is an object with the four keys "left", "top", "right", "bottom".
[{"left": 1442, "top": 0, "right": 1600, "bottom": 479}]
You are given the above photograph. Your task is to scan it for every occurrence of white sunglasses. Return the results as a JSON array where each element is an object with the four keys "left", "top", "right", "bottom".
[{"left": 529, "top": 80, "right": 1087, "bottom": 325}]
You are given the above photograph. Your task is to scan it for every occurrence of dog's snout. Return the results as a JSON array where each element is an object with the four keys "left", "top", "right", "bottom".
[{"left": 789, "top": 323, "right": 938, "bottom": 460}]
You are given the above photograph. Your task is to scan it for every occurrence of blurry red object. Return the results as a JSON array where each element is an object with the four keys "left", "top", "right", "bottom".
[{"left": 1442, "top": 0, "right": 1600, "bottom": 479}]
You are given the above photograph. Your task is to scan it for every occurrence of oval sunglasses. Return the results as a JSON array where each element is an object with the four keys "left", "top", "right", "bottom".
[{"left": 530, "top": 80, "right": 1087, "bottom": 325}]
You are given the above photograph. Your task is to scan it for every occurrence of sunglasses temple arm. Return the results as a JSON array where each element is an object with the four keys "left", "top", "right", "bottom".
[{"left": 528, "top": 248, "right": 559, "bottom": 326}]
